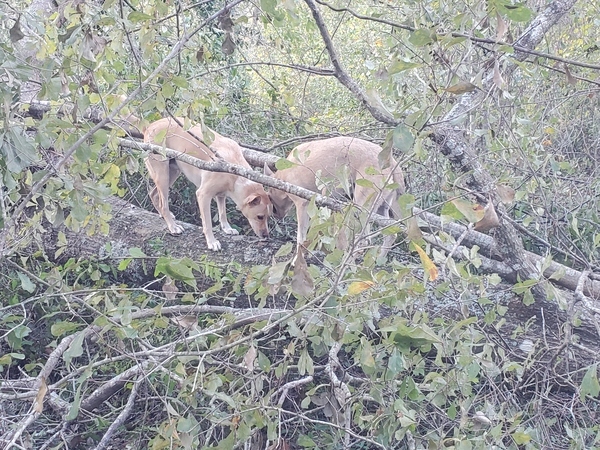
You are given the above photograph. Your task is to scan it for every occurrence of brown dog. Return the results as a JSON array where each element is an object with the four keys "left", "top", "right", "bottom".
[
  {"left": 144, "top": 117, "right": 271, "bottom": 251},
  {"left": 265, "top": 136, "right": 407, "bottom": 258}
]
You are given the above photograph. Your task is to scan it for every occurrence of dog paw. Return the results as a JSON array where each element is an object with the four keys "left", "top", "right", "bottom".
[
  {"left": 168, "top": 224, "right": 185, "bottom": 235},
  {"left": 221, "top": 226, "right": 239, "bottom": 235},
  {"left": 207, "top": 240, "right": 222, "bottom": 251}
]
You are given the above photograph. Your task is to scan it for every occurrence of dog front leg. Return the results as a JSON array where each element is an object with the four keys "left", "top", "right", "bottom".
[
  {"left": 293, "top": 199, "right": 311, "bottom": 261},
  {"left": 216, "top": 195, "right": 239, "bottom": 235},
  {"left": 196, "top": 190, "right": 221, "bottom": 251}
]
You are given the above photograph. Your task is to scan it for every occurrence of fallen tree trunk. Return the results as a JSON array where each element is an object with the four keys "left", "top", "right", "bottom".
[
  {"left": 42, "top": 196, "right": 285, "bottom": 287},
  {"left": 119, "top": 137, "right": 600, "bottom": 299}
]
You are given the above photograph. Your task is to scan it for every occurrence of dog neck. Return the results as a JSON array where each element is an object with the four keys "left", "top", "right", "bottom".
[{"left": 230, "top": 176, "right": 258, "bottom": 209}]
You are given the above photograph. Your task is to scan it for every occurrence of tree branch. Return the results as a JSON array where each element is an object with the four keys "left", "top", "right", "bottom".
[{"left": 303, "top": 0, "right": 398, "bottom": 125}]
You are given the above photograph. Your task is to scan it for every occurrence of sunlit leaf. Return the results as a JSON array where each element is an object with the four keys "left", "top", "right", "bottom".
[
  {"left": 445, "top": 81, "right": 477, "bottom": 95},
  {"left": 347, "top": 280, "right": 375, "bottom": 295},
  {"left": 388, "top": 60, "right": 421, "bottom": 74},
  {"left": 412, "top": 243, "right": 438, "bottom": 281}
]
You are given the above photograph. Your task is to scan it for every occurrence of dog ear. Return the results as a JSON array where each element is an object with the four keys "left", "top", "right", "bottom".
[
  {"left": 264, "top": 162, "right": 274, "bottom": 177},
  {"left": 246, "top": 194, "right": 263, "bottom": 207}
]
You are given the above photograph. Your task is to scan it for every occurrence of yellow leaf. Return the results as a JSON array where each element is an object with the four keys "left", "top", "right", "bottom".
[
  {"left": 444, "top": 81, "right": 477, "bottom": 95},
  {"left": 451, "top": 198, "right": 485, "bottom": 223},
  {"left": 413, "top": 244, "right": 438, "bottom": 281},
  {"left": 348, "top": 280, "right": 375, "bottom": 295},
  {"left": 33, "top": 377, "right": 48, "bottom": 413}
]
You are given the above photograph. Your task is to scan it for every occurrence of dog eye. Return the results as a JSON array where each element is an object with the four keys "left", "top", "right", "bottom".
[{"left": 257, "top": 215, "right": 265, "bottom": 220}]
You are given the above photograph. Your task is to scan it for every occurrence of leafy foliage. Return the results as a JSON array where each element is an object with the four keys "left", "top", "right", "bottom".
[{"left": 1, "top": 0, "right": 600, "bottom": 448}]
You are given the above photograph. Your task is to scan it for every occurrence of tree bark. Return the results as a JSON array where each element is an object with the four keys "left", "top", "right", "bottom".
[{"left": 41, "top": 196, "right": 285, "bottom": 287}]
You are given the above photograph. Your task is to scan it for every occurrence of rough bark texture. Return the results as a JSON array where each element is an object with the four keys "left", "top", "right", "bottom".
[{"left": 44, "top": 196, "right": 285, "bottom": 287}]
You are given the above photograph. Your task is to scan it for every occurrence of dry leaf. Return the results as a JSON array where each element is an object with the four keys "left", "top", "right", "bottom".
[
  {"left": 244, "top": 345, "right": 257, "bottom": 372},
  {"left": 496, "top": 12, "right": 508, "bottom": 41},
  {"left": 564, "top": 64, "right": 577, "bottom": 85},
  {"left": 196, "top": 46, "right": 206, "bottom": 63},
  {"left": 9, "top": 16, "right": 25, "bottom": 43},
  {"left": 406, "top": 216, "right": 423, "bottom": 241},
  {"left": 493, "top": 60, "right": 504, "bottom": 88},
  {"left": 347, "top": 280, "right": 375, "bottom": 295},
  {"left": 81, "top": 32, "right": 107, "bottom": 62},
  {"left": 473, "top": 199, "right": 500, "bottom": 232},
  {"left": 291, "top": 250, "right": 314, "bottom": 296},
  {"left": 170, "top": 315, "right": 197, "bottom": 330},
  {"left": 445, "top": 81, "right": 477, "bottom": 95},
  {"left": 496, "top": 184, "right": 515, "bottom": 204},
  {"left": 219, "top": 10, "right": 234, "bottom": 32},
  {"left": 473, "top": 411, "right": 492, "bottom": 426},
  {"left": 413, "top": 244, "right": 438, "bottom": 281},
  {"left": 33, "top": 377, "right": 48, "bottom": 413},
  {"left": 162, "top": 276, "right": 179, "bottom": 300},
  {"left": 222, "top": 32, "right": 235, "bottom": 55}
]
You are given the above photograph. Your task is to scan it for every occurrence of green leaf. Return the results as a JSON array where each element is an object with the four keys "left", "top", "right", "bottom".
[
  {"left": 274, "top": 242, "right": 293, "bottom": 257},
  {"left": 3, "top": 127, "right": 39, "bottom": 172},
  {"left": 0, "top": 353, "right": 25, "bottom": 366},
  {"left": 580, "top": 364, "right": 600, "bottom": 400},
  {"left": 275, "top": 158, "right": 296, "bottom": 170},
  {"left": 129, "top": 247, "right": 147, "bottom": 258},
  {"left": 360, "top": 341, "right": 376, "bottom": 369},
  {"left": 383, "top": 322, "right": 441, "bottom": 348},
  {"left": 502, "top": 4, "right": 533, "bottom": 22},
  {"left": 388, "top": 59, "right": 421, "bottom": 74},
  {"left": 64, "top": 331, "right": 86, "bottom": 366},
  {"left": 128, "top": 11, "right": 153, "bottom": 22},
  {"left": 355, "top": 178, "right": 374, "bottom": 189},
  {"left": 388, "top": 348, "right": 404, "bottom": 374},
  {"left": 172, "top": 76, "right": 189, "bottom": 88},
  {"left": 449, "top": 198, "right": 482, "bottom": 223},
  {"left": 297, "top": 435, "right": 317, "bottom": 447},
  {"left": 155, "top": 257, "right": 197, "bottom": 288},
  {"left": 267, "top": 261, "right": 288, "bottom": 285},
  {"left": 203, "top": 431, "right": 235, "bottom": 450},
  {"left": 440, "top": 201, "right": 464, "bottom": 221},
  {"left": 260, "top": 0, "right": 278, "bottom": 16},
  {"left": 392, "top": 123, "right": 415, "bottom": 152},
  {"left": 298, "top": 348, "right": 314, "bottom": 375},
  {"left": 51, "top": 321, "right": 82, "bottom": 337},
  {"left": 511, "top": 431, "right": 531, "bottom": 444},
  {"left": 17, "top": 272, "right": 36, "bottom": 293},
  {"left": 409, "top": 29, "right": 434, "bottom": 46}
]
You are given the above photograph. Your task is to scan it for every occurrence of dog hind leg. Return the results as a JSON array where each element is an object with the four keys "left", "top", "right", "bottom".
[{"left": 146, "top": 157, "right": 184, "bottom": 234}]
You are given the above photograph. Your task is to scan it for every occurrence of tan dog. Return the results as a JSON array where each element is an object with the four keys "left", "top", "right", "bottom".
[
  {"left": 264, "top": 136, "right": 407, "bottom": 258},
  {"left": 144, "top": 117, "right": 271, "bottom": 251}
]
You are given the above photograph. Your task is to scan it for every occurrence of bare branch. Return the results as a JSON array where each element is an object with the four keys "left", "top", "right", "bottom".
[
  {"left": 91, "top": 376, "right": 144, "bottom": 450},
  {"left": 303, "top": 0, "right": 398, "bottom": 125}
]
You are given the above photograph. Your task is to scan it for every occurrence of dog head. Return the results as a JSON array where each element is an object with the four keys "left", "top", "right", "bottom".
[
  {"left": 264, "top": 163, "right": 295, "bottom": 220},
  {"left": 266, "top": 188, "right": 294, "bottom": 220},
  {"left": 241, "top": 193, "right": 271, "bottom": 240}
]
